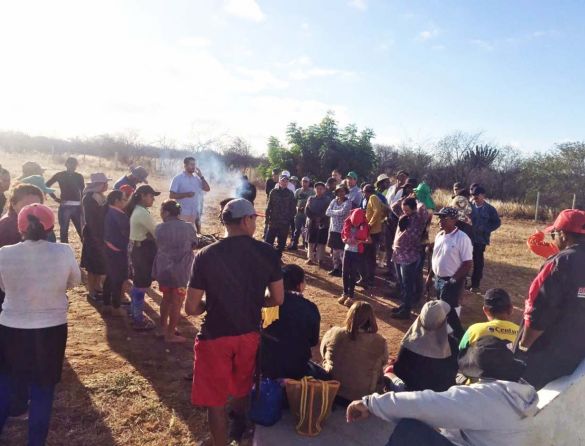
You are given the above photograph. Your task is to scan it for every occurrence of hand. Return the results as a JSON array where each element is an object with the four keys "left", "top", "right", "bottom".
[
  {"left": 54, "top": 197, "right": 62, "bottom": 203},
  {"left": 346, "top": 401, "right": 370, "bottom": 423},
  {"left": 187, "top": 191, "right": 195, "bottom": 198},
  {"left": 194, "top": 167, "right": 203, "bottom": 177}
]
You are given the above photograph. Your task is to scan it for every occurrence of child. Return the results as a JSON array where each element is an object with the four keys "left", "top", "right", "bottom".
[
  {"left": 339, "top": 208, "right": 370, "bottom": 307},
  {"left": 103, "top": 190, "right": 130, "bottom": 316},
  {"left": 153, "top": 200, "right": 197, "bottom": 343},
  {"left": 459, "top": 288, "right": 519, "bottom": 351}
]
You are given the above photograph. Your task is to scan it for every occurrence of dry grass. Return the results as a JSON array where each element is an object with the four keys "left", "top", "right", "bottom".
[{"left": 0, "top": 151, "right": 553, "bottom": 445}]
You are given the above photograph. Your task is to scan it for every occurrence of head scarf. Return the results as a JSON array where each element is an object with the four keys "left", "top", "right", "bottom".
[{"left": 401, "top": 300, "right": 452, "bottom": 359}]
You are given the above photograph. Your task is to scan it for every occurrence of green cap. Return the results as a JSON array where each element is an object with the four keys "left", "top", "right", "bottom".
[{"left": 346, "top": 171, "right": 358, "bottom": 180}]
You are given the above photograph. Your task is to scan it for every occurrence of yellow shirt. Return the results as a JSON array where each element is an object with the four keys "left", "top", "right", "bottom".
[
  {"left": 366, "top": 194, "right": 384, "bottom": 235},
  {"left": 129, "top": 205, "right": 156, "bottom": 242},
  {"left": 459, "top": 319, "right": 520, "bottom": 350}
]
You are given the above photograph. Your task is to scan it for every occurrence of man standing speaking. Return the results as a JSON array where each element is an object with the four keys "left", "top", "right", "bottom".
[{"left": 170, "top": 157, "right": 211, "bottom": 233}]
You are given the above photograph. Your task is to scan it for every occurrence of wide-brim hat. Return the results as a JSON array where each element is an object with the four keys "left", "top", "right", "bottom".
[{"left": 19, "top": 175, "right": 55, "bottom": 194}]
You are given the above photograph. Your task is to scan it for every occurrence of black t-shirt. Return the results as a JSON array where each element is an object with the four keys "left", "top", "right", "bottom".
[
  {"left": 46, "top": 171, "right": 85, "bottom": 202},
  {"left": 189, "top": 235, "right": 282, "bottom": 340},
  {"left": 265, "top": 178, "right": 277, "bottom": 196},
  {"left": 261, "top": 291, "right": 320, "bottom": 379}
]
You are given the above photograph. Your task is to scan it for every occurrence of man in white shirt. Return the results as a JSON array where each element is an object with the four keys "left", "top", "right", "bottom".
[
  {"left": 426, "top": 206, "right": 473, "bottom": 340},
  {"left": 385, "top": 170, "right": 408, "bottom": 205},
  {"left": 169, "top": 157, "right": 211, "bottom": 233}
]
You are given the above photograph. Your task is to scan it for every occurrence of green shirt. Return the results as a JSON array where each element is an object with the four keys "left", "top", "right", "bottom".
[{"left": 130, "top": 205, "right": 156, "bottom": 242}]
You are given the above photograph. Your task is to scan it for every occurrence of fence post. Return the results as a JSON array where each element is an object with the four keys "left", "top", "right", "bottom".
[
  {"left": 534, "top": 191, "right": 540, "bottom": 222},
  {"left": 114, "top": 152, "right": 119, "bottom": 170},
  {"left": 572, "top": 194, "right": 577, "bottom": 209}
]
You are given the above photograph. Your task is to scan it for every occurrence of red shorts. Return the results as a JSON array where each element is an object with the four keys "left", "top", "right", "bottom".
[
  {"left": 191, "top": 332, "right": 260, "bottom": 407},
  {"left": 158, "top": 286, "right": 186, "bottom": 297}
]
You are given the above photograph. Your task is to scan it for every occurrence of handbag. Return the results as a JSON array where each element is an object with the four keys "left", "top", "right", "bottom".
[
  {"left": 249, "top": 377, "right": 284, "bottom": 426},
  {"left": 285, "top": 377, "right": 340, "bottom": 436}
]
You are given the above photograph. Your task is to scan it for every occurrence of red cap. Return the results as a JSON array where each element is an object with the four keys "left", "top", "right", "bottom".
[
  {"left": 18, "top": 204, "right": 55, "bottom": 233},
  {"left": 544, "top": 209, "right": 585, "bottom": 235}
]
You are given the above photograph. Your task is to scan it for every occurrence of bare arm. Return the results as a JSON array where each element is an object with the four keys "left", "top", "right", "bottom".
[
  {"left": 185, "top": 288, "right": 206, "bottom": 316},
  {"left": 264, "top": 279, "right": 284, "bottom": 307},
  {"left": 170, "top": 191, "right": 194, "bottom": 199},
  {"left": 452, "top": 259, "right": 473, "bottom": 282}
]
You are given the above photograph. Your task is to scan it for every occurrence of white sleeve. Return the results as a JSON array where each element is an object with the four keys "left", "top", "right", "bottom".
[
  {"left": 0, "top": 253, "right": 4, "bottom": 291},
  {"left": 66, "top": 247, "right": 82, "bottom": 289},
  {"left": 169, "top": 175, "right": 179, "bottom": 193},
  {"left": 460, "top": 232, "right": 473, "bottom": 262},
  {"left": 363, "top": 385, "right": 520, "bottom": 431}
]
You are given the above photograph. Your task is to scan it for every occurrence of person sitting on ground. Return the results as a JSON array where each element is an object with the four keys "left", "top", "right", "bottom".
[
  {"left": 114, "top": 165, "right": 149, "bottom": 190},
  {"left": 127, "top": 185, "right": 161, "bottom": 331},
  {"left": 348, "top": 336, "right": 538, "bottom": 446},
  {"left": 386, "top": 300, "right": 458, "bottom": 392},
  {"left": 261, "top": 264, "right": 327, "bottom": 380},
  {"left": 0, "top": 165, "right": 10, "bottom": 216},
  {"left": 514, "top": 209, "right": 585, "bottom": 390},
  {"left": 305, "top": 182, "right": 330, "bottom": 267},
  {"left": 460, "top": 288, "right": 519, "bottom": 351},
  {"left": 45, "top": 157, "right": 85, "bottom": 243},
  {"left": 235, "top": 175, "right": 257, "bottom": 205},
  {"left": 339, "top": 208, "right": 370, "bottom": 306},
  {"left": 80, "top": 173, "right": 110, "bottom": 303},
  {"left": 153, "top": 200, "right": 198, "bottom": 343},
  {"left": 102, "top": 190, "right": 130, "bottom": 317},
  {"left": 0, "top": 204, "right": 81, "bottom": 445},
  {"left": 326, "top": 185, "right": 352, "bottom": 277},
  {"left": 321, "top": 302, "right": 388, "bottom": 404}
]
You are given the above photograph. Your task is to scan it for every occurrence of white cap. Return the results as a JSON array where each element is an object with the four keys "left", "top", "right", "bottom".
[{"left": 280, "top": 170, "right": 291, "bottom": 178}]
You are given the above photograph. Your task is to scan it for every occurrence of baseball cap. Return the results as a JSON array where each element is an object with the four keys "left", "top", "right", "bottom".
[
  {"left": 301, "top": 176, "right": 311, "bottom": 182},
  {"left": 335, "top": 184, "right": 349, "bottom": 194},
  {"left": 346, "top": 171, "right": 358, "bottom": 180},
  {"left": 18, "top": 203, "right": 55, "bottom": 233},
  {"left": 471, "top": 185, "right": 486, "bottom": 196},
  {"left": 135, "top": 184, "right": 161, "bottom": 196},
  {"left": 279, "top": 175, "right": 289, "bottom": 181},
  {"left": 544, "top": 209, "right": 585, "bottom": 235},
  {"left": 131, "top": 166, "right": 149, "bottom": 182},
  {"left": 280, "top": 170, "right": 291, "bottom": 178},
  {"left": 376, "top": 174, "right": 390, "bottom": 184},
  {"left": 434, "top": 207, "right": 459, "bottom": 219},
  {"left": 396, "top": 170, "right": 409, "bottom": 177},
  {"left": 483, "top": 288, "right": 512, "bottom": 313},
  {"left": 458, "top": 336, "right": 526, "bottom": 382},
  {"left": 290, "top": 176, "right": 299, "bottom": 182},
  {"left": 19, "top": 175, "right": 55, "bottom": 194},
  {"left": 314, "top": 181, "right": 326, "bottom": 188},
  {"left": 222, "top": 198, "right": 258, "bottom": 219}
]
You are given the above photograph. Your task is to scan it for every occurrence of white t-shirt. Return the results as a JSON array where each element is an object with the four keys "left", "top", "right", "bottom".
[
  {"left": 169, "top": 172, "right": 204, "bottom": 218},
  {"left": 431, "top": 228, "right": 473, "bottom": 278},
  {"left": 0, "top": 240, "right": 81, "bottom": 329}
]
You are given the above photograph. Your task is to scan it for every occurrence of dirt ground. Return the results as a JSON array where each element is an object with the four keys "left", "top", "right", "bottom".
[{"left": 0, "top": 153, "right": 547, "bottom": 445}]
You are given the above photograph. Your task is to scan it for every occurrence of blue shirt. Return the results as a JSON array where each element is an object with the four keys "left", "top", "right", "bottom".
[
  {"left": 114, "top": 175, "right": 138, "bottom": 190},
  {"left": 104, "top": 206, "right": 130, "bottom": 252},
  {"left": 169, "top": 172, "right": 204, "bottom": 217}
]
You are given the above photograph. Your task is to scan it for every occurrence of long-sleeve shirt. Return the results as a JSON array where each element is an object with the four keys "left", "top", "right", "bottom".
[
  {"left": 362, "top": 380, "right": 539, "bottom": 446},
  {"left": 0, "top": 240, "right": 81, "bottom": 329},
  {"left": 365, "top": 194, "right": 384, "bottom": 235},
  {"left": 305, "top": 195, "right": 330, "bottom": 223},
  {"left": 104, "top": 206, "right": 130, "bottom": 252},
  {"left": 470, "top": 202, "right": 501, "bottom": 245},
  {"left": 348, "top": 186, "right": 362, "bottom": 209},
  {"left": 391, "top": 203, "right": 427, "bottom": 265},
  {"left": 265, "top": 187, "right": 296, "bottom": 228},
  {"left": 46, "top": 171, "right": 85, "bottom": 203},
  {"left": 326, "top": 198, "right": 352, "bottom": 233},
  {"left": 129, "top": 205, "right": 156, "bottom": 242}
]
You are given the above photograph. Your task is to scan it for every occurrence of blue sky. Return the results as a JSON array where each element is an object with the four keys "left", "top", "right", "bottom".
[{"left": 0, "top": 0, "right": 583, "bottom": 153}]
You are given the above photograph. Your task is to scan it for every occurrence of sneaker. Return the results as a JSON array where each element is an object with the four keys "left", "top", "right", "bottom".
[
  {"left": 390, "top": 309, "right": 412, "bottom": 320},
  {"left": 344, "top": 297, "right": 356, "bottom": 307},
  {"left": 328, "top": 269, "right": 342, "bottom": 277},
  {"left": 337, "top": 295, "right": 348, "bottom": 305},
  {"left": 468, "top": 287, "right": 481, "bottom": 294},
  {"left": 228, "top": 412, "right": 248, "bottom": 443}
]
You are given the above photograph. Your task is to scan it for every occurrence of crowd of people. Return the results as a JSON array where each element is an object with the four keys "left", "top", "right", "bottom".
[{"left": 0, "top": 157, "right": 584, "bottom": 446}]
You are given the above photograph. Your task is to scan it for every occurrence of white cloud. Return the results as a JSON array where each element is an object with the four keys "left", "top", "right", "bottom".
[
  {"left": 301, "top": 21, "right": 310, "bottom": 31},
  {"left": 348, "top": 0, "right": 367, "bottom": 11},
  {"left": 470, "top": 39, "right": 494, "bottom": 51},
  {"left": 223, "top": 0, "right": 266, "bottom": 22},
  {"left": 417, "top": 29, "right": 439, "bottom": 41},
  {"left": 178, "top": 36, "right": 212, "bottom": 48}
]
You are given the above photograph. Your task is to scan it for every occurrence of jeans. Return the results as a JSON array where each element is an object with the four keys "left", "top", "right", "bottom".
[
  {"left": 342, "top": 251, "right": 361, "bottom": 298},
  {"left": 395, "top": 259, "right": 419, "bottom": 311},
  {"left": 360, "top": 232, "right": 381, "bottom": 285},
  {"left": 471, "top": 243, "right": 486, "bottom": 288},
  {"left": 384, "top": 219, "right": 398, "bottom": 279},
  {"left": 386, "top": 418, "right": 456, "bottom": 446},
  {"left": 57, "top": 205, "right": 82, "bottom": 244},
  {"left": 414, "top": 246, "right": 427, "bottom": 301},
  {"left": 130, "top": 288, "right": 146, "bottom": 323},
  {"left": 0, "top": 374, "right": 55, "bottom": 446},
  {"left": 103, "top": 248, "right": 128, "bottom": 309},
  {"left": 435, "top": 277, "right": 465, "bottom": 340},
  {"left": 292, "top": 214, "right": 306, "bottom": 246},
  {"left": 265, "top": 225, "right": 289, "bottom": 258}
]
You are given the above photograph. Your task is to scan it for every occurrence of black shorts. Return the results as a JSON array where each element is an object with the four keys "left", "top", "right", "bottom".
[
  {"left": 327, "top": 231, "right": 345, "bottom": 250},
  {"left": 0, "top": 324, "right": 67, "bottom": 386},
  {"left": 131, "top": 239, "right": 157, "bottom": 288}
]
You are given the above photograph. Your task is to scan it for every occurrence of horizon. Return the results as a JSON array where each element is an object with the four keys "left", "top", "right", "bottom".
[{"left": 1, "top": 0, "right": 584, "bottom": 154}]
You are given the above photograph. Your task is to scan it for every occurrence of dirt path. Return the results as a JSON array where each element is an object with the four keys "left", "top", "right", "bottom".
[{"left": 1, "top": 160, "right": 544, "bottom": 445}]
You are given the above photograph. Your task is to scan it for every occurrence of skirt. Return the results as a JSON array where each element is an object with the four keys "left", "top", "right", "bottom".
[
  {"left": 0, "top": 324, "right": 67, "bottom": 386},
  {"left": 80, "top": 233, "right": 107, "bottom": 275},
  {"left": 131, "top": 239, "right": 157, "bottom": 288},
  {"left": 327, "top": 231, "right": 344, "bottom": 250}
]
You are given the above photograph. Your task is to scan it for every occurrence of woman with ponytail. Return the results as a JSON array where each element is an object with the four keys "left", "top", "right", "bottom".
[
  {"left": 128, "top": 185, "right": 160, "bottom": 330},
  {"left": 0, "top": 204, "right": 81, "bottom": 444}
]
